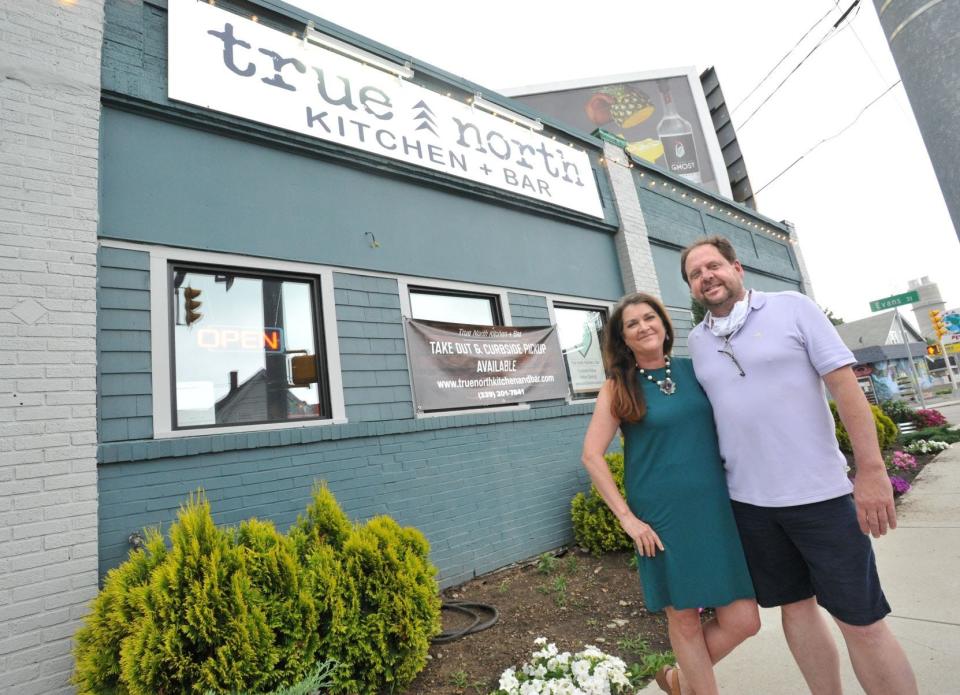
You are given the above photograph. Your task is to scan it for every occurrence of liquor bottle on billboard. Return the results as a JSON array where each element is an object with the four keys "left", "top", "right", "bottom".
[{"left": 656, "top": 79, "right": 701, "bottom": 184}]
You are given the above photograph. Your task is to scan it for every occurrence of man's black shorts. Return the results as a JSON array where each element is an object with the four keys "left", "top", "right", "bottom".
[{"left": 731, "top": 494, "right": 891, "bottom": 626}]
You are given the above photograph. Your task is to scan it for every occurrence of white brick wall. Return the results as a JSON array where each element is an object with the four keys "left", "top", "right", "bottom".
[
  {"left": 602, "top": 142, "right": 663, "bottom": 296},
  {"left": 0, "top": 1, "right": 104, "bottom": 692}
]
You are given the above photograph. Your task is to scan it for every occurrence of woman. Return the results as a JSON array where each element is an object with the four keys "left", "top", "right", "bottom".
[{"left": 581, "top": 293, "right": 759, "bottom": 695}]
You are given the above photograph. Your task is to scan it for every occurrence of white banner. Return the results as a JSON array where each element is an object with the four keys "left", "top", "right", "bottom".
[{"left": 167, "top": 0, "right": 604, "bottom": 218}]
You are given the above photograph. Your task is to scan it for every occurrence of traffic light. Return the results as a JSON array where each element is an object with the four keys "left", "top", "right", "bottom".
[
  {"left": 184, "top": 286, "right": 202, "bottom": 326},
  {"left": 929, "top": 309, "right": 947, "bottom": 340},
  {"left": 927, "top": 343, "right": 942, "bottom": 357}
]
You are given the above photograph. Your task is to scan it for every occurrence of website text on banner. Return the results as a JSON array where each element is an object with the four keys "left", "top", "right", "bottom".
[{"left": 404, "top": 319, "right": 570, "bottom": 411}]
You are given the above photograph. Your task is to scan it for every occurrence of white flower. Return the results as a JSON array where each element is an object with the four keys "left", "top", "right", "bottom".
[
  {"left": 500, "top": 667, "right": 520, "bottom": 692},
  {"left": 497, "top": 639, "right": 632, "bottom": 695}
]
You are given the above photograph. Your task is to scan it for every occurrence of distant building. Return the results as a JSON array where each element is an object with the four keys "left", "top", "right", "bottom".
[{"left": 835, "top": 311, "right": 931, "bottom": 401}]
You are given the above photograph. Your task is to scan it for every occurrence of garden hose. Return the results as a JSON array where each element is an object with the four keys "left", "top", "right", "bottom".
[{"left": 432, "top": 601, "right": 500, "bottom": 643}]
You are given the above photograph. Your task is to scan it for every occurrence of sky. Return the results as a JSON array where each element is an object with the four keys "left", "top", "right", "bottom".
[{"left": 286, "top": 0, "right": 960, "bottom": 325}]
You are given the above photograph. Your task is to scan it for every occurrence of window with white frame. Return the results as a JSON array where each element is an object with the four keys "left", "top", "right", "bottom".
[
  {"left": 554, "top": 303, "right": 607, "bottom": 399},
  {"left": 169, "top": 263, "right": 329, "bottom": 429}
]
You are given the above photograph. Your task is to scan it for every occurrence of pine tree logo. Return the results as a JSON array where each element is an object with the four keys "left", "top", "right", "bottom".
[{"left": 412, "top": 100, "right": 438, "bottom": 137}]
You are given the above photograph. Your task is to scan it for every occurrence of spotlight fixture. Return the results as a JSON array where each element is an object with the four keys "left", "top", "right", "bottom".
[
  {"left": 305, "top": 25, "right": 414, "bottom": 79},
  {"left": 471, "top": 94, "right": 543, "bottom": 132}
]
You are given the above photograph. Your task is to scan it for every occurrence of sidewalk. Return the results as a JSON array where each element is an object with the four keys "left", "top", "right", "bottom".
[{"left": 640, "top": 443, "right": 960, "bottom": 694}]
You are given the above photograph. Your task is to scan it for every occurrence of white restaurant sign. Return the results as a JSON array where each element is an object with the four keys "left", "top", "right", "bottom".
[{"left": 167, "top": 0, "right": 604, "bottom": 218}]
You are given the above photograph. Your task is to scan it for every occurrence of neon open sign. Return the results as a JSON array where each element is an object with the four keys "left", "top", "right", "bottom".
[{"left": 194, "top": 326, "right": 284, "bottom": 352}]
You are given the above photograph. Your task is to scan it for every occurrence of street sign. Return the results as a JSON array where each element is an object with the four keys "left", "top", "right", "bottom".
[
  {"left": 946, "top": 343, "right": 960, "bottom": 355},
  {"left": 869, "top": 290, "right": 920, "bottom": 312}
]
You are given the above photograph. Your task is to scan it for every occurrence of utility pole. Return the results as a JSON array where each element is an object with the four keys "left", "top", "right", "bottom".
[{"left": 872, "top": 1, "right": 960, "bottom": 242}]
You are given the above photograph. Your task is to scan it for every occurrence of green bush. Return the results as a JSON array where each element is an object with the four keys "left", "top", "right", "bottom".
[
  {"left": 829, "top": 402, "right": 898, "bottom": 453},
  {"left": 73, "top": 486, "right": 441, "bottom": 695},
  {"left": 293, "top": 486, "right": 441, "bottom": 695},
  {"left": 879, "top": 399, "right": 914, "bottom": 424},
  {"left": 73, "top": 529, "right": 167, "bottom": 695},
  {"left": 118, "top": 495, "right": 280, "bottom": 695},
  {"left": 205, "top": 660, "right": 337, "bottom": 695},
  {"left": 234, "top": 518, "right": 323, "bottom": 690},
  {"left": 901, "top": 426, "right": 960, "bottom": 445},
  {"left": 571, "top": 451, "right": 633, "bottom": 555}
]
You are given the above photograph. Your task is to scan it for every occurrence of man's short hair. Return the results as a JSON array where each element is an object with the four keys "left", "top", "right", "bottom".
[{"left": 680, "top": 235, "right": 739, "bottom": 284}]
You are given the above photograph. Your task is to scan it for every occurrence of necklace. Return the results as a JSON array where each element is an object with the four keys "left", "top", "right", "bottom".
[{"left": 637, "top": 356, "right": 677, "bottom": 395}]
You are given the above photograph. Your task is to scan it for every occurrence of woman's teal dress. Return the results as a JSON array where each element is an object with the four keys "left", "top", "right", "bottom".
[{"left": 621, "top": 357, "right": 754, "bottom": 612}]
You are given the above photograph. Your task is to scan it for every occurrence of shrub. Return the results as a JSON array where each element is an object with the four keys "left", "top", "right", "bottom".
[
  {"left": 74, "top": 486, "right": 441, "bottom": 695},
  {"left": 234, "top": 518, "right": 322, "bottom": 691},
  {"left": 879, "top": 399, "right": 914, "bottom": 424},
  {"left": 292, "top": 485, "right": 441, "bottom": 695},
  {"left": 912, "top": 408, "right": 948, "bottom": 428},
  {"left": 118, "top": 494, "right": 279, "bottom": 695},
  {"left": 571, "top": 451, "right": 633, "bottom": 555},
  {"left": 901, "top": 426, "right": 960, "bottom": 445},
  {"left": 829, "top": 402, "right": 898, "bottom": 453},
  {"left": 73, "top": 529, "right": 167, "bottom": 694},
  {"left": 205, "top": 660, "right": 337, "bottom": 695}
]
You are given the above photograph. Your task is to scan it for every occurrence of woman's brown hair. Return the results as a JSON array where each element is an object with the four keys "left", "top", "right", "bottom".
[{"left": 602, "top": 293, "right": 675, "bottom": 423}]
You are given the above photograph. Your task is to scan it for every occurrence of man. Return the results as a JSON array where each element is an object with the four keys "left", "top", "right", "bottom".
[{"left": 681, "top": 235, "right": 917, "bottom": 695}]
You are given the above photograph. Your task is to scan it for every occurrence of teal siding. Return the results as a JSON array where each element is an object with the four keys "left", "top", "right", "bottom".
[
  {"left": 98, "top": 247, "right": 153, "bottom": 442},
  {"left": 669, "top": 309, "right": 695, "bottom": 357},
  {"left": 98, "top": 405, "right": 595, "bottom": 586},
  {"left": 334, "top": 272, "right": 413, "bottom": 422},
  {"left": 508, "top": 293, "right": 550, "bottom": 327},
  {"left": 637, "top": 187, "right": 800, "bottom": 286},
  {"left": 99, "top": 109, "right": 623, "bottom": 301},
  {"left": 507, "top": 293, "right": 567, "bottom": 407},
  {"left": 650, "top": 243, "right": 693, "bottom": 310}
]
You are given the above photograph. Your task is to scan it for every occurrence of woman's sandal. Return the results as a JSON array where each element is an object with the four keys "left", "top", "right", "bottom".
[{"left": 654, "top": 665, "right": 682, "bottom": 695}]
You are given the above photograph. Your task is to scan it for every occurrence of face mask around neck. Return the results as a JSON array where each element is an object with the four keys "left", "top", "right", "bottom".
[{"left": 706, "top": 291, "right": 751, "bottom": 338}]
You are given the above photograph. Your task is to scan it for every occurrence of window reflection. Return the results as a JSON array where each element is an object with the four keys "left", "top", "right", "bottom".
[
  {"left": 555, "top": 306, "right": 606, "bottom": 398},
  {"left": 171, "top": 267, "right": 324, "bottom": 429},
  {"left": 409, "top": 290, "right": 497, "bottom": 326}
]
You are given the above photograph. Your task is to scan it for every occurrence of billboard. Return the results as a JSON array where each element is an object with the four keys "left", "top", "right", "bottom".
[{"left": 503, "top": 69, "right": 730, "bottom": 197}]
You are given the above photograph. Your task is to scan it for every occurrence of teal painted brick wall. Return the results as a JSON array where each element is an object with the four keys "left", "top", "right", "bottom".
[
  {"left": 334, "top": 272, "right": 414, "bottom": 421},
  {"left": 97, "top": 247, "right": 153, "bottom": 442},
  {"left": 98, "top": 412, "right": 594, "bottom": 586}
]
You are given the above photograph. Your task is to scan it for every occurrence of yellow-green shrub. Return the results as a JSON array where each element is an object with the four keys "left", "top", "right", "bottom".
[
  {"left": 571, "top": 451, "right": 633, "bottom": 555},
  {"left": 74, "top": 486, "right": 440, "bottom": 695},
  {"left": 118, "top": 495, "right": 277, "bottom": 695},
  {"left": 293, "top": 486, "right": 441, "bottom": 695},
  {"left": 234, "top": 518, "right": 322, "bottom": 691},
  {"left": 72, "top": 529, "right": 167, "bottom": 695},
  {"left": 829, "top": 401, "right": 898, "bottom": 453}
]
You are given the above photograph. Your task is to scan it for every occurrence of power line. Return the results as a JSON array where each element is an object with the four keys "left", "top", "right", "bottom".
[
  {"left": 731, "top": 6, "right": 835, "bottom": 115},
  {"left": 754, "top": 80, "right": 901, "bottom": 195},
  {"left": 737, "top": 0, "right": 861, "bottom": 131}
]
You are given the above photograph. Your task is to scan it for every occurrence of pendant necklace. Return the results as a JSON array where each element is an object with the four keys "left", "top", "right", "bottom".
[{"left": 637, "top": 356, "right": 677, "bottom": 395}]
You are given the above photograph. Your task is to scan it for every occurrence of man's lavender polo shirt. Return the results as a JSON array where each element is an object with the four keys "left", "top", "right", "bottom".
[{"left": 688, "top": 290, "right": 856, "bottom": 507}]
